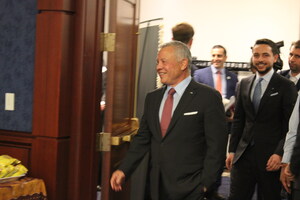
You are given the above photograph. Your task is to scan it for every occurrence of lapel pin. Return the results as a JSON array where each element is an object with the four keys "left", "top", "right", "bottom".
[{"left": 227, "top": 76, "right": 231, "bottom": 80}]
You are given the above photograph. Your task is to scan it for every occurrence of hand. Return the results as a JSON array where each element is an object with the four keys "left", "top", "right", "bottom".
[
  {"left": 226, "top": 153, "right": 234, "bottom": 170},
  {"left": 280, "top": 163, "right": 292, "bottom": 193},
  {"left": 226, "top": 109, "right": 234, "bottom": 122},
  {"left": 284, "top": 163, "right": 295, "bottom": 182},
  {"left": 110, "top": 170, "right": 125, "bottom": 191},
  {"left": 266, "top": 154, "right": 281, "bottom": 171},
  {"left": 199, "top": 186, "right": 207, "bottom": 200}
]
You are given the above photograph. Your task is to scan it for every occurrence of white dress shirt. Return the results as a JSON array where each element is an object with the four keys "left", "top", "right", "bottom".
[{"left": 288, "top": 71, "right": 300, "bottom": 85}]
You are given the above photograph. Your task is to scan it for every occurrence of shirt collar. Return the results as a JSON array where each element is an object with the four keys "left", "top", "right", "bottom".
[
  {"left": 211, "top": 65, "right": 225, "bottom": 74},
  {"left": 166, "top": 76, "right": 192, "bottom": 96},
  {"left": 289, "top": 71, "right": 300, "bottom": 79},
  {"left": 255, "top": 68, "right": 274, "bottom": 82}
]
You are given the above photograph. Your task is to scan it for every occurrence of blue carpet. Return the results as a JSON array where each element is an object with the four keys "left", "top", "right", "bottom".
[
  {"left": 219, "top": 175, "right": 258, "bottom": 200},
  {"left": 219, "top": 174, "right": 288, "bottom": 200}
]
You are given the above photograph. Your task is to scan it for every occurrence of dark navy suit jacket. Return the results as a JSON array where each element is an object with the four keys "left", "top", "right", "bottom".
[
  {"left": 193, "top": 66, "right": 238, "bottom": 99},
  {"left": 279, "top": 69, "right": 300, "bottom": 91}
]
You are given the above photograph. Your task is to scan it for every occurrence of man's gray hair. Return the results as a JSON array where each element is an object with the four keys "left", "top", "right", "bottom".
[{"left": 160, "top": 41, "right": 192, "bottom": 68}]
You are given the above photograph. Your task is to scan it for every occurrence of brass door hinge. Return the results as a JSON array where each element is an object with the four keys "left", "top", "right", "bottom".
[
  {"left": 96, "top": 132, "right": 111, "bottom": 152},
  {"left": 100, "top": 33, "right": 116, "bottom": 52}
]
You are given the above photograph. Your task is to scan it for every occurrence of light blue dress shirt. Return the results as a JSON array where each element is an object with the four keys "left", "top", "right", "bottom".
[
  {"left": 282, "top": 90, "right": 300, "bottom": 163},
  {"left": 159, "top": 76, "right": 192, "bottom": 122},
  {"left": 251, "top": 68, "right": 274, "bottom": 101}
]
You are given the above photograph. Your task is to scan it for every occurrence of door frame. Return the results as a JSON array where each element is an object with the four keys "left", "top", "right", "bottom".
[{"left": 68, "top": 0, "right": 104, "bottom": 199}]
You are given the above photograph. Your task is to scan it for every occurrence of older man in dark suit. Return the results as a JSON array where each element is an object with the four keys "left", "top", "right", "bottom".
[
  {"left": 226, "top": 38, "right": 298, "bottom": 200},
  {"left": 110, "top": 41, "right": 228, "bottom": 200}
]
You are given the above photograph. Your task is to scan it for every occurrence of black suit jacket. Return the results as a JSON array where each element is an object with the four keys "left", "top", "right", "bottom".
[
  {"left": 229, "top": 72, "right": 297, "bottom": 170},
  {"left": 119, "top": 79, "right": 228, "bottom": 200},
  {"left": 279, "top": 69, "right": 300, "bottom": 91}
]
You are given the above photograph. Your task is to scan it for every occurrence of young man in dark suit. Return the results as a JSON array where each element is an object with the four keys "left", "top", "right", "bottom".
[
  {"left": 226, "top": 38, "right": 298, "bottom": 200},
  {"left": 110, "top": 41, "right": 228, "bottom": 200}
]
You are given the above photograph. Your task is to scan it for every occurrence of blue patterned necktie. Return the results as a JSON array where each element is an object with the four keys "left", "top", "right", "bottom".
[{"left": 253, "top": 78, "right": 263, "bottom": 113}]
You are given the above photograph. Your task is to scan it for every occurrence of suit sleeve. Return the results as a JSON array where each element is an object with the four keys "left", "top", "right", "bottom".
[
  {"left": 290, "top": 121, "right": 300, "bottom": 177},
  {"left": 118, "top": 94, "right": 152, "bottom": 179},
  {"left": 274, "top": 82, "right": 298, "bottom": 156},
  {"left": 229, "top": 81, "right": 245, "bottom": 153},
  {"left": 201, "top": 89, "right": 228, "bottom": 189}
]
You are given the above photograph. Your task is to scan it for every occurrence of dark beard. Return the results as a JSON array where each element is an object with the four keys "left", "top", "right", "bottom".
[{"left": 254, "top": 66, "right": 272, "bottom": 75}]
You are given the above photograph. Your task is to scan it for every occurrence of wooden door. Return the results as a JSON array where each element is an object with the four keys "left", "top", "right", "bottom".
[{"left": 100, "top": 0, "right": 140, "bottom": 200}]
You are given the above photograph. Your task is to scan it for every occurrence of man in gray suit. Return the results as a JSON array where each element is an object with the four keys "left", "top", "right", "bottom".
[
  {"left": 278, "top": 40, "right": 300, "bottom": 91},
  {"left": 280, "top": 40, "right": 300, "bottom": 200},
  {"left": 111, "top": 41, "right": 228, "bottom": 199},
  {"left": 226, "top": 38, "right": 298, "bottom": 200}
]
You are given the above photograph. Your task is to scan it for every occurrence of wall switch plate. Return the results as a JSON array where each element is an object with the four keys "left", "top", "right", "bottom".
[{"left": 5, "top": 93, "right": 15, "bottom": 111}]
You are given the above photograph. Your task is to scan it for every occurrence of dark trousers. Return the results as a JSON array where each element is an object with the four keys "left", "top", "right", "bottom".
[
  {"left": 158, "top": 174, "right": 205, "bottom": 200},
  {"left": 291, "top": 189, "right": 300, "bottom": 200},
  {"left": 290, "top": 177, "right": 300, "bottom": 200},
  {"left": 228, "top": 146, "right": 281, "bottom": 200},
  {"left": 205, "top": 166, "right": 223, "bottom": 199}
]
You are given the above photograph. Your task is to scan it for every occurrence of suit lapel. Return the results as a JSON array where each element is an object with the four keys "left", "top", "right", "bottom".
[
  {"left": 296, "top": 80, "right": 300, "bottom": 91},
  {"left": 163, "top": 80, "right": 197, "bottom": 138},
  {"left": 244, "top": 75, "right": 256, "bottom": 116},
  {"left": 154, "top": 86, "right": 167, "bottom": 138},
  {"left": 225, "top": 69, "right": 233, "bottom": 98},
  {"left": 257, "top": 73, "right": 278, "bottom": 113},
  {"left": 207, "top": 67, "right": 214, "bottom": 87},
  {"left": 246, "top": 75, "right": 255, "bottom": 103}
]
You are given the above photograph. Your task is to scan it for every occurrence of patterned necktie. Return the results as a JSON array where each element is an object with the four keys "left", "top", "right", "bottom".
[
  {"left": 161, "top": 88, "right": 176, "bottom": 137},
  {"left": 253, "top": 78, "right": 263, "bottom": 113},
  {"left": 216, "top": 70, "right": 222, "bottom": 94}
]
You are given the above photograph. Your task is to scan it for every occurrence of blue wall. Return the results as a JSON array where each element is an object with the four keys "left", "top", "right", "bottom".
[{"left": 0, "top": 0, "right": 37, "bottom": 132}]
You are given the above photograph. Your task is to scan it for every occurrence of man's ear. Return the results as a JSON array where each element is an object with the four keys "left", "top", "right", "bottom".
[
  {"left": 187, "top": 38, "right": 193, "bottom": 48},
  {"left": 180, "top": 59, "right": 189, "bottom": 70},
  {"left": 274, "top": 54, "right": 279, "bottom": 62}
]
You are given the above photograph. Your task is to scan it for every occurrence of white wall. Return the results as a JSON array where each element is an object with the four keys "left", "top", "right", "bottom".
[{"left": 140, "top": 0, "right": 300, "bottom": 69}]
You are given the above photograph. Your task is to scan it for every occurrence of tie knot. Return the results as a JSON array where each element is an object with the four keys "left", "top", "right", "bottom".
[
  {"left": 168, "top": 88, "right": 176, "bottom": 96},
  {"left": 216, "top": 70, "right": 222, "bottom": 75},
  {"left": 258, "top": 77, "right": 263, "bottom": 83}
]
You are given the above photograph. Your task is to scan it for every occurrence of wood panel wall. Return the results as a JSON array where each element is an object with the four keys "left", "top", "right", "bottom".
[
  {"left": 32, "top": 0, "right": 74, "bottom": 199},
  {"left": 0, "top": 0, "right": 103, "bottom": 199}
]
